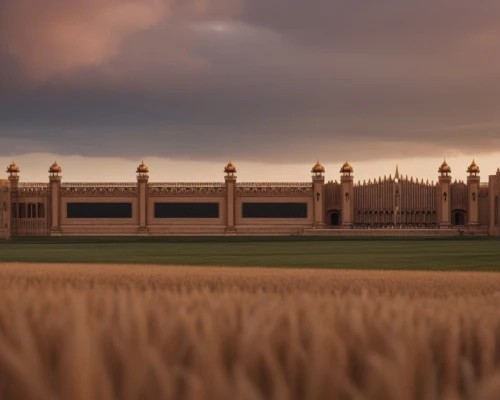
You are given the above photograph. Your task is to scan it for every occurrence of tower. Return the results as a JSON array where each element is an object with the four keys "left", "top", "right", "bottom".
[
  {"left": 438, "top": 160, "right": 451, "bottom": 227},
  {"left": 340, "top": 161, "right": 354, "bottom": 226},
  {"left": 466, "top": 159, "right": 480, "bottom": 227},
  {"left": 224, "top": 161, "right": 237, "bottom": 232},
  {"left": 136, "top": 161, "right": 149, "bottom": 235},
  {"left": 49, "top": 161, "right": 62, "bottom": 236},
  {"left": 311, "top": 161, "right": 325, "bottom": 228},
  {"left": 6, "top": 162, "right": 20, "bottom": 238}
]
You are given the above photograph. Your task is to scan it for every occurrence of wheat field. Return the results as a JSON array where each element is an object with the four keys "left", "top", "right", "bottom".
[{"left": 1, "top": 264, "right": 500, "bottom": 400}]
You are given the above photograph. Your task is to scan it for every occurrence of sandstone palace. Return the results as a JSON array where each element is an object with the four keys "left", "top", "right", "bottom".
[{"left": 1, "top": 159, "right": 500, "bottom": 238}]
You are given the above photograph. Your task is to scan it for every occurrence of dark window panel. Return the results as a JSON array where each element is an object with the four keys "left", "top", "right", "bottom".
[
  {"left": 38, "top": 203, "right": 45, "bottom": 219},
  {"left": 242, "top": 203, "right": 308, "bottom": 218},
  {"left": 67, "top": 203, "right": 133, "bottom": 219},
  {"left": 154, "top": 203, "right": 219, "bottom": 219},
  {"left": 19, "top": 203, "right": 26, "bottom": 218}
]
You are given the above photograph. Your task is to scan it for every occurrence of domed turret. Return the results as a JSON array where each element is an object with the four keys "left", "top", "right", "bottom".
[
  {"left": 224, "top": 160, "right": 237, "bottom": 176},
  {"left": 48, "top": 161, "right": 62, "bottom": 175},
  {"left": 311, "top": 160, "right": 325, "bottom": 175},
  {"left": 438, "top": 159, "right": 451, "bottom": 175},
  {"left": 340, "top": 161, "right": 353, "bottom": 175},
  {"left": 136, "top": 160, "right": 149, "bottom": 175},
  {"left": 467, "top": 159, "right": 480, "bottom": 176},
  {"left": 6, "top": 161, "right": 20, "bottom": 176}
]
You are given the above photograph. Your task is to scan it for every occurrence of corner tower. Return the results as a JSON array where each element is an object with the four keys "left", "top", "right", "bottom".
[
  {"left": 340, "top": 161, "right": 354, "bottom": 226},
  {"left": 311, "top": 161, "right": 325, "bottom": 227},
  {"left": 224, "top": 161, "right": 237, "bottom": 232},
  {"left": 466, "top": 159, "right": 480, "bottom": 227},
  {"left": 438, "top": 160, "right": 452, "bottom": 227},
  {"left": 136, "top": 161, "right": 149, "bottom": 235},
  {"left": 49, "top": 161, "right": 62, "bottom": 236}
]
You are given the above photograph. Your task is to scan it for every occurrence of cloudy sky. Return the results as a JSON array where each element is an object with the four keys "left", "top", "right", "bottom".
[{"left": 0, "top": 0, "right": 499, "bottom": 182}]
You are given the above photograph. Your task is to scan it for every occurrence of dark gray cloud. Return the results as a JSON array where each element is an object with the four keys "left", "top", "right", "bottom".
[{"left": 0, "top": 0, "right": 499, "bottom": 164}]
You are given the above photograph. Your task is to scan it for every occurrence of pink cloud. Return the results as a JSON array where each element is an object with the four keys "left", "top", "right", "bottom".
[{"left": 0, "top": 0, "right": 242, "bottom": 83}]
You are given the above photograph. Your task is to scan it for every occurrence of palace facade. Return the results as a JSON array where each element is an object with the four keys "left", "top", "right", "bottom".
[{"left": 1, "top": 159, "right": 500, "bottom": 238}]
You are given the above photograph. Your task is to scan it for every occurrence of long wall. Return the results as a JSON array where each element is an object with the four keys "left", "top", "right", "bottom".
[{"left": 4, "top": 166, "right": 500, "bottom": 237}]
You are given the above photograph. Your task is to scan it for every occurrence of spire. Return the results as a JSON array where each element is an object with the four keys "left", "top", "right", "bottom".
[{"left": 395, "top": 164, "right": 400, "bottom": 180}]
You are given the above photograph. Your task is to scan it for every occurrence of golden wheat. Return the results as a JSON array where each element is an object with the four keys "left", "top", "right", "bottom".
[{"left": 1, "top": 263, "right": 500, "bottom": 400}]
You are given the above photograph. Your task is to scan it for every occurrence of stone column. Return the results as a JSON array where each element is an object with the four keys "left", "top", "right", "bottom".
[
  {"left": 467, "top": 172, "right": 480, "bottom": 227},
  {"left": 225, "top": 175, "right": 236, "bottom": 232},
  {"left": 6, "top": 162, "right": 20, "bottom": 239},
  {"left": 341, "top": 174, "right": 354, "bottom": 226},
  {"left": 49, "top": 175, "right": 62, "bottom": 235},
  {"left": 48, "top": 162, "right": 63, "bottom": 236},
  {"left": 2, "top": 179, "right": 13, "bottom": 239},
  {"left": 136, "top": 161, "right": 149, "bottom": 235},
  {"left": 312, "top": 175, "right": 325, "bottom": 227},
  {"left": 438, "top": 175, "right": 451, "bottom": 227},
  {"left": 137, "top": 176, "right": 149, "bottom": 234},
  {"left": 224, "top": 161, "right": 237, "bottom": 232},
  {"left": 490, "top": 169, "right": 500, "bottom": 233}
]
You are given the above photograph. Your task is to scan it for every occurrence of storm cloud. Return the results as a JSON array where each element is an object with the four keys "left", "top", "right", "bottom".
[{"left": 0, "top": 0, "right": 499, "bottom": 165}]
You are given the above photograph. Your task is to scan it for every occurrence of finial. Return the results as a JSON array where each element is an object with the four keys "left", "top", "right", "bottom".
[
  {"left": 311, "top": 160, "right": 325, "bottom": 175},
  {"left": 48, "top": 161, "right": 62, "bottom": 175},
  {"left": 136, "top": 160, "right": 149, "bottom": 175},
  {"left": 224, "top": 160, "right": 237, "bottom": 176},
  {"left": 340, "top": 161, "right": 353, "bottom": 175},
  {"left": 6, "top": 161, "right": 20, "bottom": 175}
]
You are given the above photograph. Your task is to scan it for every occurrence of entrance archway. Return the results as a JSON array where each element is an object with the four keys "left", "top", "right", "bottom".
[
  {"left": 330, "top": 211, "right": 341, "bottom": 227},
  {"left": 451, "top": 210, "right": 466, "bottom": 226}
]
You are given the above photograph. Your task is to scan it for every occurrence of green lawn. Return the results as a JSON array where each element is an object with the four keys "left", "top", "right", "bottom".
[{"left": 1, "top": 237, "right": 499, "bottom": 270}]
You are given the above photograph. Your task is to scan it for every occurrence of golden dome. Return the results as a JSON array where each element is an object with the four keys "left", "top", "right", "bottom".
[
  {"left": 136, "top": 160, "right": 149, "bottom": 174},
  {"left": 311, "top": 160, "right": 325, "bottom": 174},
  {"left": 340, "top": 161, "right": 353, "bottom": 174},
  {"left": 48, "top": 161, "right": 62, "bottom": 174},
  {"left": 438, "top": 159, "right": 451, "bottom": 174},
  {"left": 467, "top": 159, "right": 480, "bottom": 175},
  {"left": 6, "top": 161, "right": 20, "bottom": 174},
  {"left": 224, "top": 160, "right": 237, "bottom": 175}
]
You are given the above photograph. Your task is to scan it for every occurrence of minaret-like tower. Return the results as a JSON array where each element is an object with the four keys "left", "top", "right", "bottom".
[
  {"left": 340, "top": 161, "right": 354, "bottom": 227},
  {"left": 224, "top": 161, "right": 237, "bottom": 232},
  {"left": 311, "top": 161, "right": 325, "bottom": 228},
  {"left": 438, "top": 159, "right": 452, "bottom": 227},
  {"left": 7, "top": 161, "right": 20, "bottom": 189},
  {"left": 4, "top": 162, "right": 19, "bottom": 239},
  {"left": 136, "top": 161, "right": 149, "bottom": 235},
  {"left": 466, "top": 159, "right": 480, "bottom": 227},
  {"left": 49, "top": 161, "right": 62, "bottom": 236}
]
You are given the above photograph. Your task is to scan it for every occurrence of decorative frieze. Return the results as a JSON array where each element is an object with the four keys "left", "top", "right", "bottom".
[
  {"left": 61, "top": 183, "right": 137, "bottom": 197},
  {"left": 236, "top": 183, "right": 313, "bottom": 196},
  {"left": 15, "top": 183, "right": 50, "bottom": 197},
  {"left": 149, "top": 183, "right": 226, "bottom": 196}
]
